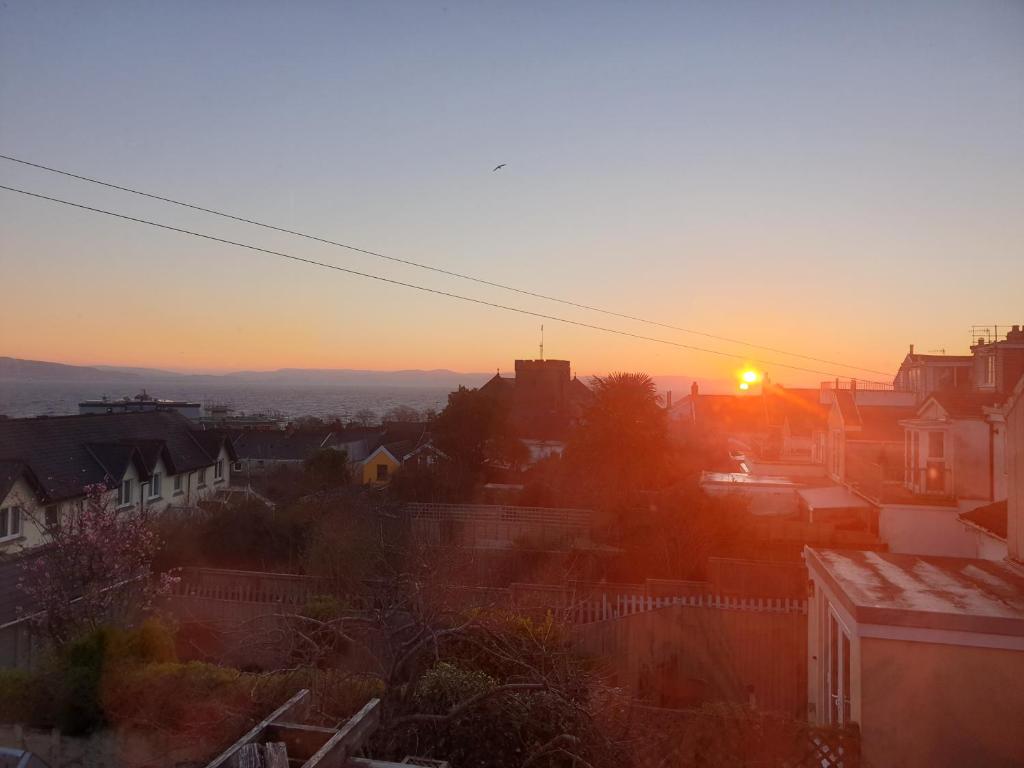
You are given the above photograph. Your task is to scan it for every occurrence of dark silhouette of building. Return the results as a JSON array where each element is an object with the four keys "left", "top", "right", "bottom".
[{"left": 480, "top": 359, "right": 592, "bottom": 440}]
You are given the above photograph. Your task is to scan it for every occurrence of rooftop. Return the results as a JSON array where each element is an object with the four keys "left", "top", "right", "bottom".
[
  {"left": 0, "top": 411, "right": 231, "bottom": 502},
  {"left": 959, "top": 499, "right": 1008, "bottom": 540},
  {"left": 806, "top": 547, "right": 1024, "bottom": 636}
]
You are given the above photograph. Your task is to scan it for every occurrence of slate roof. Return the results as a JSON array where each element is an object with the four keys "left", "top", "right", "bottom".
[
  {"left": 765, "top": 386, "right": 828, "bottom": 436},
  {"left": 691, "top": 394, "right": 768, "bottom": 433},
  {"left": 959, "top": 500, "right": 1008, "bottom": 540},
  {"left": 0, "top": 412, "right": 225, "bottom": 502},
  {"left": 854, "top": 405, "right": 917, "bottom": 442},
  {"left": 231, "top": 430, "right": 335, "bottom": 462},
  {"left": 928, "top": 392, "right": 1005, "bottom": 420},
  {"left": 0, "top": 460, "right": 38, "bottom": 505}
]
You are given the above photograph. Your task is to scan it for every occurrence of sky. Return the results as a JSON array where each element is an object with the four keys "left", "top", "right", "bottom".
[{"left": 1, "top": 1, "right": 1022, "bottom": 385}]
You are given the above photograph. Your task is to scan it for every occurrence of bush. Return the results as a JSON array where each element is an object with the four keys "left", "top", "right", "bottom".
[{"left": 0, "top": 669, "right": 38, "bottom": 723}]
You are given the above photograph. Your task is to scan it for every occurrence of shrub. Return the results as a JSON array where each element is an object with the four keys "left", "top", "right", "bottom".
[{"left": 0, "top": 669, "right": 38, "bottom": 723}]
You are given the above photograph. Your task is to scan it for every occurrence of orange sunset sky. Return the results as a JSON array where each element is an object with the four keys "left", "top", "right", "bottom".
[{"left": 1, "top": 2, "right": 1022, "bottom": 387}]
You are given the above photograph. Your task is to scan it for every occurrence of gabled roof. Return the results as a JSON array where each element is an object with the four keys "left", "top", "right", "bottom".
[
  {"left": 364, "top": 443, "right": 403, "bottom": 465},
  {"left": 84, "top": 442, "right": 148, "bottom": 484},
  {"left": 901, "top": 353, "right": 973, "bottom": 365},
  {"left": 959, "top": 500, "right": 1008, "bottom": 540},
  {"left": 855, "top": 405, "right": 916, "bottom": 441},
  {"left": 925, "top": 391, "right": 1005, "bottom": 420},
  {"left": 765, "top": 386, "right": 828, "bottom": 436},
  {"left": 0, "top": 460, "right": 43, "bottom": 505},
  {"left": 0, "top": 411, "right": 222, "bottom": 502},
  {"left": 231, "top": 430, "right": 334, "bottom": 461},
  {"left": 832, "top": 393, "right": 914, "bottom": 442},
  {"left": 689, "top": 394, "right": 768, "bottom": 434},
  {"left": 833, "top": 391, "right": 860, "bottom": 427}
]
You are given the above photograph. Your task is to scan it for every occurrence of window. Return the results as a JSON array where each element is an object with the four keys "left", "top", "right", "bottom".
[
  {"left": 197, "top": 468, "right": 207, "bottom": 487},
  {"left": 233, "top": 461, "right": 242, "bottom": 471},
  {"left": 149, "top": 472, "right": 162, "bottom": 498},
  {"left": 928, "top": 431, "right": 944, "bottom": 459},
  {"left": 214, "top": 459, "right": 224, "bottom": 481},
  {"left": 908, "top": 367, "right": 921, "bottom": 392},
  {"left": 173, "top": 474, "right": 183, "bottom": 494},
  {"left": 985, "top": 355, "right": 996, "bottom": 386},
  {"left": 0, "top": 506, "right": 22, "bottom": 539},
  {"left": 44, "top": 504, "right": 60, "bottom": 530},
  {"left": 376, "top": 463, "right": 389, "bottom": 481},
  {"left": 118, "top": 478, "right": 133, "bottom": 506}
]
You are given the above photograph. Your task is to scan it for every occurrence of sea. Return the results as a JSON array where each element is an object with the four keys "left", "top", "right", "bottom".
[{"left": 0, "top": 379, "right": 456, "bottom": 422}]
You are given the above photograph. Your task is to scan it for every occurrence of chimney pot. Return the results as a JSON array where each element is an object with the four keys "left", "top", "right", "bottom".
[
  {"left": 691, "top": 381, "right": 699, "bottom": 397},
  {"left": 909, "top": 344, "right": 914, "bottom": 355}
]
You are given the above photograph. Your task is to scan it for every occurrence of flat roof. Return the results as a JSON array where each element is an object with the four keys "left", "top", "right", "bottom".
[
  {"left": 798, "top": 485, "right": 871, "bottom": 511},
  {"left": 806, "top": 548, "right": 1024, "bottom": 636},
  {"left": 701, "top": 471, "right": 799, "bottom": 488}
]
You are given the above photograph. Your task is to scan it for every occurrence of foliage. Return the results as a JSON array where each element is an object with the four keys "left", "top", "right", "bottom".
[
  {"left": 157, "top": 497, "right": 320, "bottom": 572},
  {"left": 386, "top": 459, "right": 463, "bottom": 503},
  {"left": 304, "top": 447, "right": 351, "bottom": 489},
  {"left": 433, "top": 385, "right": 515, "bottom": 490},
  {"left": 383, "top": 405, "right": 422, "bottom": 423},
  {"left": 564, "top": 372, "right": 669, "bottom": 509},
  {"left": 20, "top": 484, "right": 171, "bottom": 645},
  {"left": 0, "top": 669, "right": 41, "bottom": 724}
]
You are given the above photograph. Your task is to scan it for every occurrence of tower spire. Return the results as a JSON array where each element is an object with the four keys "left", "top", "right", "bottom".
[{"left": 539, "top": 324, "right": 544, "bottom": 361}]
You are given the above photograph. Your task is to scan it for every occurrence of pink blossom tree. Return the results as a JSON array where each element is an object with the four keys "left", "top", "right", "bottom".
[{"left": 19, "top": 483, "right": 173, "bottom": 644}]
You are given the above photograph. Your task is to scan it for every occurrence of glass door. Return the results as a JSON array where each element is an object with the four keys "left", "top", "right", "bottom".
[{"left": 827, "top": 608, "right": 852, "bottom": 725}]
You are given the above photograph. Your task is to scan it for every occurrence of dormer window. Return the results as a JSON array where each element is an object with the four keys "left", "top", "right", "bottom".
[{"left": 984, "top": 355, "right": 996, "bottom": 387}]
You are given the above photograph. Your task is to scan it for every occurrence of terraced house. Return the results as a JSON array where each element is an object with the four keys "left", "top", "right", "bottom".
[{"left": 0, "top": 411, "right": 236, "bottom": 551}]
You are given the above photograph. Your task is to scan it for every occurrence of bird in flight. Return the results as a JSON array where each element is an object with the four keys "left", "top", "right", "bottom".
[{"left": 492, "top": 163, "right": 506, "bottom": 172}]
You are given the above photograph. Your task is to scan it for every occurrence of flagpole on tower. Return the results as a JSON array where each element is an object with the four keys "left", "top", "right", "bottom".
[{"left": 539, "top": 324, "right": 544, "bottom": 361}]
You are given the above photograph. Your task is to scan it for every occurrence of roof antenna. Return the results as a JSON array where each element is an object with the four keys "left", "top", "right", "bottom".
[{"left": 539, "top": 324, "right": 544, "bottom": 361}]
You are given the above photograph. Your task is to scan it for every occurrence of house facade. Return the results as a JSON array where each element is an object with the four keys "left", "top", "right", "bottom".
[
  {"left": 0, "top": 412, "right": 235, "bottom": 552},
  {"left": 805, "top": 547, "right": 1024, "bottom": 768}
]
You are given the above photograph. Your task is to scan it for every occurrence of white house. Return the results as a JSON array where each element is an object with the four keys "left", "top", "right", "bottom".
[{"left": 0, "top": 411, "right": 235, "bottom": 551}]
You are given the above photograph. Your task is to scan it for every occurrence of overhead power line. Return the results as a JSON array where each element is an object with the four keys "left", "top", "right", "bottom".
[
  {"left": 0, "top": 153, "right": 894, "bottom": 378},
  {"left": 0, "top": 183, "right": 892, "bottom": 384}
]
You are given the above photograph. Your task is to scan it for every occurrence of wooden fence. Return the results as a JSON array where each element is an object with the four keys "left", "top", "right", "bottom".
[
  {"left": 404, "top": 502, "right": 593, "bottom": 549},
  {"left": 510, "top": 579, "right": 807, "bottom": 624}
]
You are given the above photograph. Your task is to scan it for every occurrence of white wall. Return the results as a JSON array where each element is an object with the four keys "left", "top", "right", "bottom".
[
  {"left": 879, "top": 504, "right": 976, "bottom": 557},
  {"left": 0, "top": 449, "right": 230, "bottom": 555}
]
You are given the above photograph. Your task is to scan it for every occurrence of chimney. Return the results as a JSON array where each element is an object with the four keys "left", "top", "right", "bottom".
[
  {"left": 850, "top": 379, "right": 858, "bottom": 393},
  {"left": 691, "top": 381, "right": 699, "bottom": 397},
  {"left": 666, "top": 390, "right": 673, "bottom": 409},
  {"left": 909, "top": 344, "right": 914, "bottom": 355}
]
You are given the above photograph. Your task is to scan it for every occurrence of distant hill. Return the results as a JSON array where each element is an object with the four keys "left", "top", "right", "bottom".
[
  {"left": 0, "top": 356, "right": 490, "bottom": 388},
  {"left": 0, "top": 357, "right": 141, "bottom": 382},
  {"left": 0, "top": 356, "right": 732, "bottom": 393},
  {"left": 220, "top": 367, "right": 492, "bottom": 387}
]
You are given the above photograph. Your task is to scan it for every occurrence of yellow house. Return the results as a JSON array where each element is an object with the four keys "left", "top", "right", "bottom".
[{"left": 361, "top": 444, "right": 403, "bottom": 486}]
